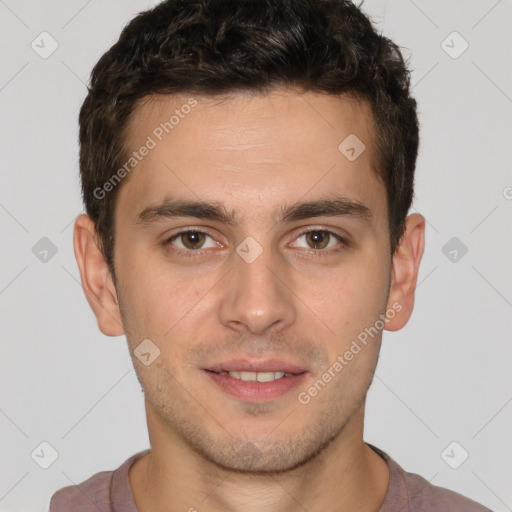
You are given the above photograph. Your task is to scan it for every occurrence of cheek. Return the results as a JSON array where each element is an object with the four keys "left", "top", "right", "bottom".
[
  {"left": 307, "top": 260, "right": 387, "bottom": 334},
  {"left": 121, "top": 256, "right": 217, "bottom": 355},
  {"left": 118, "top": 248, "right": 181, "bottom": 315}
]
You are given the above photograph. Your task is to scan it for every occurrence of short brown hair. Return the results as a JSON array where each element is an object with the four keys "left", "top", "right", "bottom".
[{"left": 79, "top": 0, "right": 419, "bottom": 275}]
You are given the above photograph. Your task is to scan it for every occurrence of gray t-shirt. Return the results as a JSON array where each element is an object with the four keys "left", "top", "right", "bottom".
[{"left": 49, "top": 443, "right": 492, "bottom": 511}]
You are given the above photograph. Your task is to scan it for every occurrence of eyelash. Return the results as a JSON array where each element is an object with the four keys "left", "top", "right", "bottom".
[{"left": 164, "top": 228, "right": 348, "bottom": 259}]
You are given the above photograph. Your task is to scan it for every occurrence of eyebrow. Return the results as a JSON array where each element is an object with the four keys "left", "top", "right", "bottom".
[{"left": 135, "top": 194, "right": 373, "bottom": 227}]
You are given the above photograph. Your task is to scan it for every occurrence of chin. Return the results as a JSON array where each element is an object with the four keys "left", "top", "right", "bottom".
[{"left": 190, "top": 426, "right": 339, "bottom": 475}]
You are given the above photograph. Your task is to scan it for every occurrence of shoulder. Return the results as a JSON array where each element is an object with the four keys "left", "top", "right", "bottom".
[
  {"left": 49, "top": 449, "right": 149, "bottom": 512},
  {"left": 368, "top": 444, "right": 493, "bottom": 512},
  {"left": 49, "top": 469, "right": 114, "bottom": 511},
  {"left": 401, "top": 468, "right": 492, "bottom": 511}
]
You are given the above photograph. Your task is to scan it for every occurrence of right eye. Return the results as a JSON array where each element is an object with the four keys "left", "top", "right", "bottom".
[{"left": 165, "top": 229, "right": 221, "bottom": 254}]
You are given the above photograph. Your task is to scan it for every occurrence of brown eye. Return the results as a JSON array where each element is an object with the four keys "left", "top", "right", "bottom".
[
  {"left": 166, "top": 230, "right": 218, "bottom": 252},
  {"left": 305, "top": 231, "right": 331, "bottom": 249},
  {"left": 293, "top": 229, "right": 345, "bottom": 252},
  {"left": 179, "top": 231, "right": 206, "bottom": 250}
]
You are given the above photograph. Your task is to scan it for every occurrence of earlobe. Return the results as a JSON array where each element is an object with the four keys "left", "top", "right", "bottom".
[
  {"left": 385, "top": 213, "right": 426, "bottom": 332},
  {"left": 73, "top": 214, "right": 125, "bottom": 336}
]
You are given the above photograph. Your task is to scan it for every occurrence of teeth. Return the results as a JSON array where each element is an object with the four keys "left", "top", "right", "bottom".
[{"left": 226, "top": 371, "right": 287, "bottom": 382}]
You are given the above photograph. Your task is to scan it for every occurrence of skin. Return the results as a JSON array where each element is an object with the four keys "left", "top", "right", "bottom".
[{"left": 74, "top": 88, "right": 425, "bottom": 512}]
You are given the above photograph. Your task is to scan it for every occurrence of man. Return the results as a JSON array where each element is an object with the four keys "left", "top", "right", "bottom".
[{"left": 50, "top": 0, "right": 492, "bottom": 510}]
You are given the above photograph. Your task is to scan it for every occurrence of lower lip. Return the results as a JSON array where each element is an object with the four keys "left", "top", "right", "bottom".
[{"left": 202, "top": 370, "right": 308, "bottom": 402}]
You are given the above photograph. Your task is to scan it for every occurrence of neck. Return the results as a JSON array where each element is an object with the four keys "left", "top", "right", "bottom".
[{"left": 129, "top": 403, "right": 390, "bottom": 512}]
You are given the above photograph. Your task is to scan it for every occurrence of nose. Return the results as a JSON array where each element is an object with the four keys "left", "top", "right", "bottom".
[{"left": 218, "top": 240, "right": 296, "bottom": 335}]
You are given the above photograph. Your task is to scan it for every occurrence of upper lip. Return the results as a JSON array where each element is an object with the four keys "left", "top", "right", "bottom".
[{"left": 204, "top": 358, "right": 308, "bottom": 374}]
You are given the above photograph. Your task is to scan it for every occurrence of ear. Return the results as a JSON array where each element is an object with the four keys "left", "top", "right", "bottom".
[
  {"left": 73, "top": 214, "right": 125, "bottom": 336},
  {"left": 384, "top": 213, "right": 426, "bottom": 331}
]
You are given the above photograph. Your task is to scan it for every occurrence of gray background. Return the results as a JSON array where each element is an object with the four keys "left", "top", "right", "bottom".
[{"left": 1, "top": 0, "right": 511, "bottom": 510}]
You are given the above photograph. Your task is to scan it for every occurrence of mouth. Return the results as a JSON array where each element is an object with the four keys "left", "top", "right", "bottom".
[
  {"left": 204, "top": 369, "right": 302, "bottom": 382},
  {"left": 202, "top": 359, "right": 308, "bottom": 402}
]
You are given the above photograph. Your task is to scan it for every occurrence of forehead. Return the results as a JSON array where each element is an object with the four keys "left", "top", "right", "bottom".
[{"left": 117, "top": 88, "right": 386, "bottom": 228}]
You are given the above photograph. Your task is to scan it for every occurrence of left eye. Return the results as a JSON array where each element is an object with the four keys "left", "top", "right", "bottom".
[{"left": 292, "top": 230, "right": 344, "bottom": 250}]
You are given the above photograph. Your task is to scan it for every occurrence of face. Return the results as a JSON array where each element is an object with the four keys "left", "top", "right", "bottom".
[{"left": 107, "top": 89, "right": 395, "bottom": 472}]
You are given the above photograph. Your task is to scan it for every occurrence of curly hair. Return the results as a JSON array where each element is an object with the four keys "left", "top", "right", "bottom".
[{"left": 79, "top": 0, "right": 419, "bottom": 275}]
